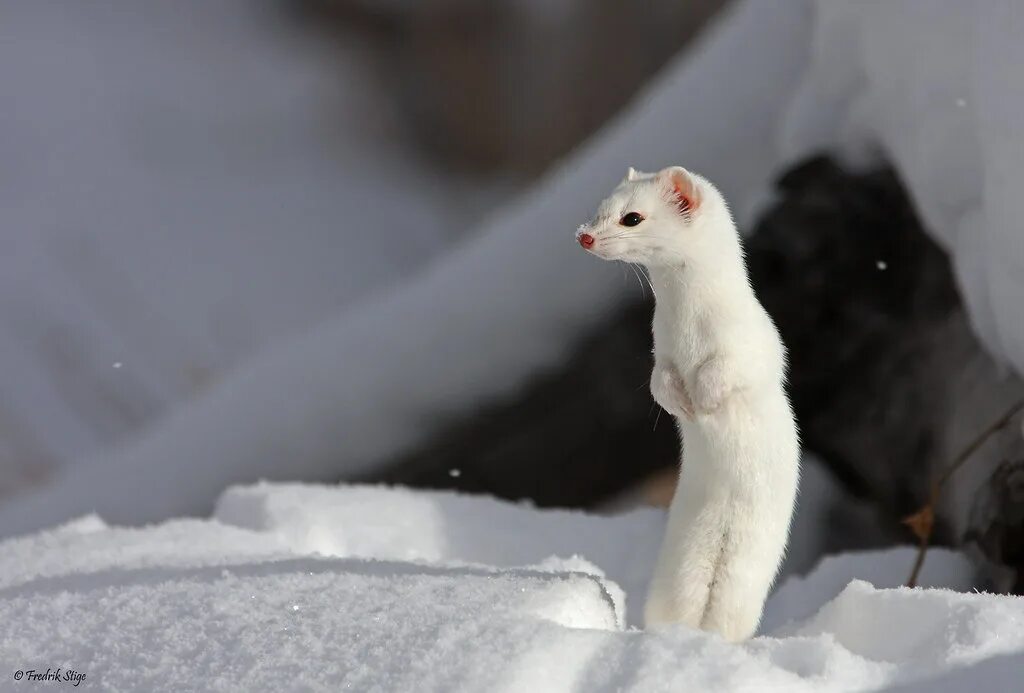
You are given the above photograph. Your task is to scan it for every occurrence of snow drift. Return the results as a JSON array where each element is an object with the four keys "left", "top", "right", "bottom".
[{"left": 1, "top": 483, "right": 1020, "bottom": 692}]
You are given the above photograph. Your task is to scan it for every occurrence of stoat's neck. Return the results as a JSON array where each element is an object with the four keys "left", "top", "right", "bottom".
[
  {"left": 647, "top": 264, "right": 686, "bottom": 299},
  {"left": 648, "top": 253, "right": 752, "bottom": 313}
]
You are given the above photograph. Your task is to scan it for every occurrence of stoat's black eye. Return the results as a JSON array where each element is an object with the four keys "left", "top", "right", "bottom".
[{"left": 620, "top": 212, "right": 644, "bottom": 227}]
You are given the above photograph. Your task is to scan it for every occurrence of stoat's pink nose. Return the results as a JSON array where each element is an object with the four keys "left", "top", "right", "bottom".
[{"left": 578, "top": 233, "right": 594, "bottom": 249}]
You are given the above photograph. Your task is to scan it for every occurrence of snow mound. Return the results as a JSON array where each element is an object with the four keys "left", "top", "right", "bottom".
[
  {"left": 781, "top": 0, "right": 1024, "bottom": 372},
  {"left": 215, "top": 482, "right": 660, "bottom": 624},
  {"left": 3, "top": 483, "right": 1024, "bottom": 691},
  {"left": 788, "top": 581, "right": 1024, "bottom": 673},
  {"left": 0, "top": 559, "right": 618, "bottom": 692},
  {"left": 762, "top": 547, "right": 975, "bottom": 633}
]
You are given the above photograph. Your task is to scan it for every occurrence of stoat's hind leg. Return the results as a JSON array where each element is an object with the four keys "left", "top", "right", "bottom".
[
  {"left": 644, "top": 558, "right": 712, "bottom": 629},
  {"left": 699, "top": 521, "right": 779, "bottom": 642},
  {"left": 644, "top": 497, "right": 722, "bottom": 628}
]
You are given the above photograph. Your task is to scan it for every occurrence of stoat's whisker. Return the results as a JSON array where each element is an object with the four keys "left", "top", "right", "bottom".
[
  {"left": 629, "top": 262, "right": 652, "bottom": 299},
  {"left": 635, "top": 264, "right": 658, "bottom": 300},
  {"left": 603, "top": 232, "right": 657, "bottom": 241},
  {"left": 628, "top": 263, "right": 647, "bottom": 299},
  {"left": 600, "top": 237, "right": 663, "bottom": 245}
]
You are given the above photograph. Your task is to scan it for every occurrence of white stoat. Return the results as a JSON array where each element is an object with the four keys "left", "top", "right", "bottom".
[{"left": 576, "top": 166, "right": 799, "bottom": 641}]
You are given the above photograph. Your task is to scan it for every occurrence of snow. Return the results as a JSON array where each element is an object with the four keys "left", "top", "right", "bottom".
[
  {"left": 2, "top": 482, "right": 1023, "bottom": 692},
  {"left": 762, "top": 547, "right": 974, "bottom": 634},
  {"left": 778, "top": 0, "right": 1024, "bottom": 373},
  {"left": 1, "top": 560, "right": 618, "bottom": 691}
]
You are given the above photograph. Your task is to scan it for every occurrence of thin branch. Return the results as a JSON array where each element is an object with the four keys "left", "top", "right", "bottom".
[
  {"left": 937, "top": 399, "right": 1024, "bottom": 488},
  {"left": 906, "top": 533, "right": 929, "bottom": 589},
  {"left": 905, "top": 398, "right": 1024, "bottom": 588}
]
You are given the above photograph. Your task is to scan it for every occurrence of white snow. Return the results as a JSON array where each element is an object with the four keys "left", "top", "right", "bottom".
[
  {"left": 778, "top": 0, "right": 1024, "bottom": 373},
  {"left": 2, "top": 482, "right": 1023, "bottom": 692}
]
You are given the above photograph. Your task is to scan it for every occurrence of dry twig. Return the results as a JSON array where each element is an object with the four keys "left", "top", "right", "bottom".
[{"left": 904, "top": 398, "right": 1024, "bottom": 588}]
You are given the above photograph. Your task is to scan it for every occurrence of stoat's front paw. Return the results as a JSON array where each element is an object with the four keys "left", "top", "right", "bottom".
[
  {"left": 651, "top": 366, "right": 694, "bottom": 420},
  {"left": 692, "top": 358, "right": 734, "bottom": 414}
]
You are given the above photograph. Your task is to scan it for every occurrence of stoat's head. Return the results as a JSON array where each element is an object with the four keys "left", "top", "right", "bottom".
[{"left": 575, "top": 166, "right": 736, "bottom": 268}]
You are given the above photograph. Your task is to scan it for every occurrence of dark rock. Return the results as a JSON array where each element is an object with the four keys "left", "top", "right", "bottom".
[
  {"left": 366, "top": 299, "right": 679, "bottom": 507},
  {"left": 747, "top": 157, "right": 961, "bottom": 517},
  {"left": 966, "top": 459, "right": 1024, "bottom": 593}
]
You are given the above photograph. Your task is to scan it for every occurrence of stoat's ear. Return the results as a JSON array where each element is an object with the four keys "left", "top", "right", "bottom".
[
  {"left": 623, "top": 166, "right": 640, "bottom": 183},
  {"left": 659, "top": 166, "right": 701, "bottom": 216}
]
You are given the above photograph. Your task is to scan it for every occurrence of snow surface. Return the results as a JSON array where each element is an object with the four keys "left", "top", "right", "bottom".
[
  {"left": 779, "top": 1, "right": 1024, "bottom": 373},
  {"left": 2, "top": 482, "right": 1022, "bottom": 692}
]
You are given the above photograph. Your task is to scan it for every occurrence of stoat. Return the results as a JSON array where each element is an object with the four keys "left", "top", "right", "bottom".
[{"left": 577, "top": 166, "right": 799, "bottom": 641}]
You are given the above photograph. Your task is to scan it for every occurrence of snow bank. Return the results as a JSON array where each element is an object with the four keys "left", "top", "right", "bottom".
[
  {"left": 214, "top": 482, "right": 661, "bottom": 623},
  {"left": 780, "top": 1, "right": 1024, "bottom": 373},
  {"left": 762, "top": 547, "right": 975, "bottom": 633},
  {"left": 886, "top": 651, "right": 1024, "bottom": 693},
  {"left": 2, "top": 483, "right": 1022, "bottom": 692},
  {"left": 0, "top": 560, "right": 618, "bottom": 692}
]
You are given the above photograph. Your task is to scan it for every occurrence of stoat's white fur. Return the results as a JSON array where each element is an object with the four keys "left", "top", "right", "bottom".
[{"left": 577, "top": 166, "right": 799, "bottom": 641}]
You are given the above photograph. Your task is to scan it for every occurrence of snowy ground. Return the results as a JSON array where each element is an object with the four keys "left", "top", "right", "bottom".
[{"left": 2, "top": 482, "right": 1022, "bottom": 692}]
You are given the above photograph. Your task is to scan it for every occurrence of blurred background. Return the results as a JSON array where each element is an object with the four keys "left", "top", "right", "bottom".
[
  {"left": 3, "top": 0, "right": 1024, "bottom": 589},
  {"left": 0, "top": 0, "right": 722, "bottom": 498}
]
